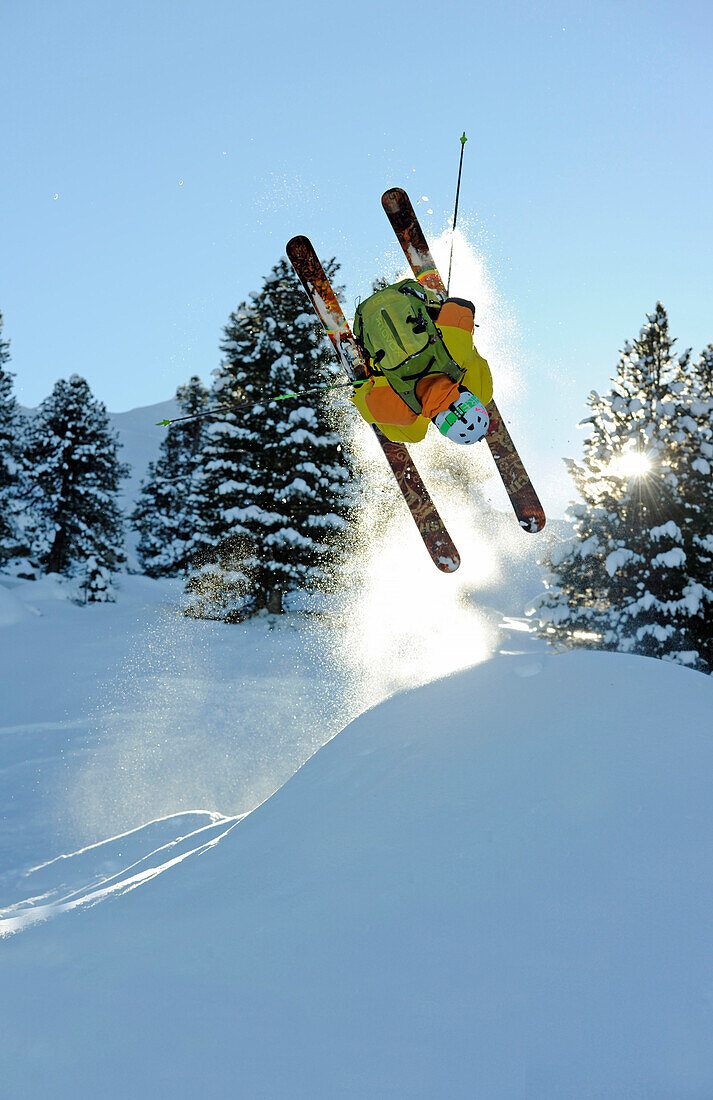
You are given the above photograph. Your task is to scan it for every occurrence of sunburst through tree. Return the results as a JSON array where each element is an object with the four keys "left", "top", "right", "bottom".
[{"left": 534, "top": 303, "right": 713, "bottom": 671}]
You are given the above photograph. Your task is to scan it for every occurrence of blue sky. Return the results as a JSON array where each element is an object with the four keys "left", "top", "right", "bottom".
[{"left": 2, "top": 0, "right": 711, "bottom": 510}]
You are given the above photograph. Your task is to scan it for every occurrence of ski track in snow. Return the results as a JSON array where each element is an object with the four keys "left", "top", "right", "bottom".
[{"left": 0, "top": 811, "right": 242, "bottom": 935}]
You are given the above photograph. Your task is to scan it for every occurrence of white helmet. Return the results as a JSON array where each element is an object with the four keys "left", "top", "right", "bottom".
[{"left": 433, "top": 387, "right": 490, "bottom": 445}]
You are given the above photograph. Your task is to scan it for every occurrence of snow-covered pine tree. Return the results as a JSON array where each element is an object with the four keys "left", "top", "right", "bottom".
[
  {"left": 535, "top": 304, "right": 711, "bottom": 668},
  {"left": 183, "top": 295, "right": 264, "bottom": 619},
  {"left": 185, "top": 257, "right": 358, "bottom": 620},
  {"left": 0, "top": 311, "right": 28, "bottom": 569},
  {"left": 185, "top": 297, "right": 263, "bottom": 557},
  {"left": 79, "top": 555, "right": 115, "bottom": 604},
  {"left": 666, "top": 343, "right": 713, "bottom": 669},
  {"left": 24, "top": 375, "right": 129, "bottom": 597},
  {"left": 132, "top": 376, "right": 210, "bottom": 576},
  {"left": 243, "top": 257, "right": 357, "bottom": 614}
]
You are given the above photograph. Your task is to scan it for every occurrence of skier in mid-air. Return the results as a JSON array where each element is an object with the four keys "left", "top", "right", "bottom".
[
  {"left": 286, "top": 185, "right": 545, "bottom": 557},
  {"left": 350, "top": 278, "right": 493, "bottom": 446}
]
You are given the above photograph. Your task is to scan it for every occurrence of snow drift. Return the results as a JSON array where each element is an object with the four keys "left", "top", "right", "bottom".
[
  {"left": 0, "top": 583, "right": 35, "bottom": 627},
  {"left": 2, "top": 649, "right": 713, "bottom": 1097}
]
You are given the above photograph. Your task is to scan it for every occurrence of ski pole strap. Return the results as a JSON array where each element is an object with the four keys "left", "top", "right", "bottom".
[{"left": 156, "top": 379, "right": 371, "bottom": 427}]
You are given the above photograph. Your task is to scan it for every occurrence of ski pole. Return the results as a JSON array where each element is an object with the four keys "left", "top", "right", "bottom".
[
  {"left": 446, "top": 131, "right": 468, "bottom": 296},
  {"left": 156, "top": 378, "right": 371, "bottom": 427}
]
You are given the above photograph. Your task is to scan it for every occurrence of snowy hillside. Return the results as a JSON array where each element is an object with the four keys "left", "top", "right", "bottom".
[
  {"left": 108, "top": 397, "right": 179, "bottom": 511},
  {"left": 2, "top": 635, "right": 712, "bottom": 1096},
  {"left": 0, "top": 436, "right": 708, "bottom": 1095}
]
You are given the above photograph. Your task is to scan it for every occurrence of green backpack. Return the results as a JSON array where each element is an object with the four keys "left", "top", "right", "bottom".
[{"left": 353, "top": 279, "right": 463, "bottom": 416}]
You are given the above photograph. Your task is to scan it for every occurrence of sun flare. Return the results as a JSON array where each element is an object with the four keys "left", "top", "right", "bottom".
[{"left": 611, "top": 451, "right": 652, "bottom": 479}]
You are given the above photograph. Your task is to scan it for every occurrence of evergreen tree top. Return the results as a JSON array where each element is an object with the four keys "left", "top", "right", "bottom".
[
  {"left": 29, "top": 374, "right": 129, "bottom": 485},
  {"left": 610, "top": 301, "right": 684, "bottom": 398},
  {"left": 0, "top": 311, "right": 15, "bottom": 413},
  {"left": 0, "top": 310, "right": 10, "bottom": 371}
]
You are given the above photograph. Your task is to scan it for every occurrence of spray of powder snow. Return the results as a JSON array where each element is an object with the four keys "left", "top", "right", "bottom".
[
  {"left": 63, "top": 601, "right": 362, "bottom": 843},
  {"left": 432, "top": 222, "right": 523, "bottom": 406},
  {"left": 328, "top": 222, "right": 539, "bottom": 705}
]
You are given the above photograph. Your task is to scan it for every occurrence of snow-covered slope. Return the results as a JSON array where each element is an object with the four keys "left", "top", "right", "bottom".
[
  {"left": 108, "top": 398, "right": 179, "bottom": 512},
  {"left": 3, "top": 649, "right": 712, "bottom": 1097}
]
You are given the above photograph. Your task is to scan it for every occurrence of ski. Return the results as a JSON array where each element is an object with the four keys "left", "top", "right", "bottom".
[
  {"left": 382, "top": 187, "right": 546, "bottom": 533},
  {"left": 286, "top": 235, "right": 461, "bottom": 573}
]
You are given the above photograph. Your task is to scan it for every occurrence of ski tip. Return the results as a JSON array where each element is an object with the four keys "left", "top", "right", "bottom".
[
  {"left": 381, "top": 187, "right": 410, "bottom": 211},
  {"left": 436, "top": 553, "right": 461, "bottom": 573},
  {"left": 286, "top": 235, "right": 313, "bottom": 259}
]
